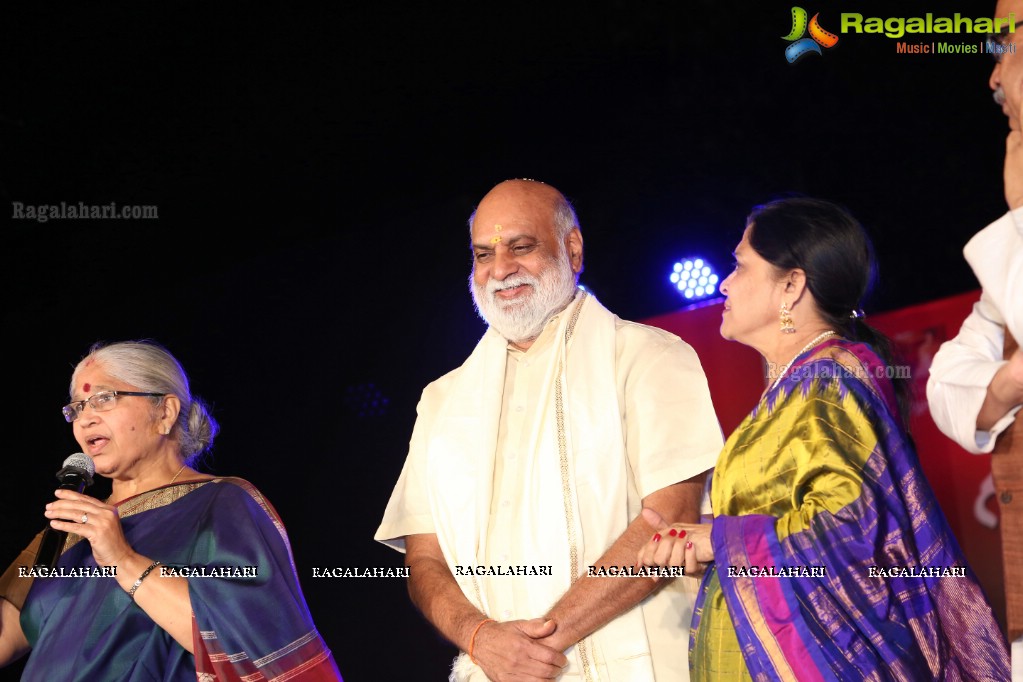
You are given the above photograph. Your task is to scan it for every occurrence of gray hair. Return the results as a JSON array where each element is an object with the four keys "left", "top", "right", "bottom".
[
  {"left": 70, "top": 340, "right": 218, "bottom": 466},
  {"left": 550, "top": 194, "right": 580, "bottom": 240}
]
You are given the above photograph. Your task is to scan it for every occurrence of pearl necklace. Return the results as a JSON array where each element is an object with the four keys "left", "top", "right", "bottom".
[{"left": 769, "top": 330, "right": 837, "bottom": 393}]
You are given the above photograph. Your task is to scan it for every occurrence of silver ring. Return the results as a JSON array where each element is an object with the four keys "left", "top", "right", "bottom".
[{"left": 80, "top": 513, "right": 88, "bottom": 524}]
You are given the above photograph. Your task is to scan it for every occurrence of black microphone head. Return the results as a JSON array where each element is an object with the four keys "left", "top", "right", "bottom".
[{"left": 57, "top": 452, "right": 95, "bottom": 487}]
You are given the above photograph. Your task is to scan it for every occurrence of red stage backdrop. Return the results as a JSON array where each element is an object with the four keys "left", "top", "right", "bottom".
[{"left": 642, "top": 289, "right": 1006, "bottom": 631}]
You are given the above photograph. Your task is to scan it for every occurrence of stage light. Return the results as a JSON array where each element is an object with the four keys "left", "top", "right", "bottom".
[{"left": 668, "top": 257, "right": 721, "bottom": 303}]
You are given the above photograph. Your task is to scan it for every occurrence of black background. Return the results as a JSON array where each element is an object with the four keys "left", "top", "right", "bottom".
[{"left": 0, "top": 1, "right": 1009, "bottom": 680}]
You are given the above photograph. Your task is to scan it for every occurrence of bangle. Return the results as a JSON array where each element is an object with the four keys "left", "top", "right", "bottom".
[
  {"left": 468, "top": 617, "right": 495, "bottom": 665},
  {"left": 128, "top": 560, "right": 162, "bottom": 601}
]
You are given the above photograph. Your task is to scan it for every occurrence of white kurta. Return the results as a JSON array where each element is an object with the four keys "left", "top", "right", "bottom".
[{"left": 376, "top": 293, "right": 722, "bottom": 680}]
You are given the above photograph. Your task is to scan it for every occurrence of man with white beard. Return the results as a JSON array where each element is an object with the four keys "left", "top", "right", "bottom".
[{"left": 376, "top": 179, "right": 722, "bottom": 681}]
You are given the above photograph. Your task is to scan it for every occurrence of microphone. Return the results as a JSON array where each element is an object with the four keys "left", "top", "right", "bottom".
[{"left": 34, "top": 453, "right": 95, "bottom": 570}]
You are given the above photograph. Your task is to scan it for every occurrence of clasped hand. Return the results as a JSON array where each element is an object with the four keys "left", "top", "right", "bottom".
[
  {"left": 472, "top": 618, "right": 568, "bottom": 681},
  {"left": 45, "top": 489, "right": 135, "bottom": 568},
  {"left": 635, "top": 507, "right": 714, "bottom": 579}
]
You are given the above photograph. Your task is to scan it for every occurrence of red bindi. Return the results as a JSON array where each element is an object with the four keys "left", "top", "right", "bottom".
[{"left": 83, "top": 383, "right": 91, "bottom": 392}]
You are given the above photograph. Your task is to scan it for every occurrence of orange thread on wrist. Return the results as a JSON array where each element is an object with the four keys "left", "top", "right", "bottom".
[{"left": 469, "top": 618, "right": 496, "bottom": 664}]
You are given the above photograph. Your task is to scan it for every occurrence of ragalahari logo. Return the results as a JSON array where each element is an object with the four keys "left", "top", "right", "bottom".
[{"left": 783, "top": 7, "right": 839, "bottom": 63}]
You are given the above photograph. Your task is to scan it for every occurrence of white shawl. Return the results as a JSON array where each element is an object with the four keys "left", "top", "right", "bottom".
[{"left": 428, "top": 294, "right": 656, "bottom": 681}]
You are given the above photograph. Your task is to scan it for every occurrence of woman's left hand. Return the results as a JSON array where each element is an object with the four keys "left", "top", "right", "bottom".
[
  {"left": 45, "top": 489, "right": 135, "bottom": 567},
  {"left": 636, "top": 507, "right": 714, "bottom": 578}
]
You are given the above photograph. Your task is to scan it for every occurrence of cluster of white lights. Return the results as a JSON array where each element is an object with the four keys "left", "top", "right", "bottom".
[{"left": 669, "top": 258, "right": 719, "bottom": 300}]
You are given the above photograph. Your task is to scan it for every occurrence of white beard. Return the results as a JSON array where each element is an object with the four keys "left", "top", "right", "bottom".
[{"left": 470, "top": 255, "right": 578, "bottom": 344}]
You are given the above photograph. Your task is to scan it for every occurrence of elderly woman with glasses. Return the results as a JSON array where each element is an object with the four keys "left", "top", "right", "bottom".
[{"left": 0, "top": 340, "right": 343, "bottom": 681}]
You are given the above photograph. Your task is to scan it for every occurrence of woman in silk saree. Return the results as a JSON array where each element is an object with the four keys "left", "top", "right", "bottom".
[{"left": 638, "top": 198, "right": 1009, "bottom": 680}]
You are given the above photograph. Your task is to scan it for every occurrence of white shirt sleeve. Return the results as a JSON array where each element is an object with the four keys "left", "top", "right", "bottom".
[
  {"left": 619, "top": 326, "right": 723, "bottom": 499},
  {"left": 926, "top": 290, "right": 1020, "bottom": 453}
]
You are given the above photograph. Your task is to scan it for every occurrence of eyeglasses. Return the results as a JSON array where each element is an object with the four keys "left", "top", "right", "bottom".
[
  {"left": 62, "top": 391, "right": 167, "bottom": 422},
  {"left": 986, "top": 31, "right": 1016, "bottom": 63}
]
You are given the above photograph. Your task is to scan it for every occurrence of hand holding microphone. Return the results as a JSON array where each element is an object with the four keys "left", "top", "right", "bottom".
[
  {"left": 41, "top": 453, "right": 138, "bottom": 569},
  {"left": 34, "top": 453, "right": 95, "bottom": 569}
]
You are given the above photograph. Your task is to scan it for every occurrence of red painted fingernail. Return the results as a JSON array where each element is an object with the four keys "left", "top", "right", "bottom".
[
  {"left": 668, "top": 529, "right": 678, "bottom": 537},
  {"left": 652, "top": 533, "right": 661, "bottom": 542},
  {"left": 679, "top": 530, "right": 687, "bottom": 538},
  {"left": 686, "top": 541, "right": 693, "bottom": 549}
]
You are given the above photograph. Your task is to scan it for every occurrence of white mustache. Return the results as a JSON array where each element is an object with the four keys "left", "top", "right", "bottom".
[
  {"left": 486, "top": 274, "right": 536, "bottom": 295},
  {"left": 994, "top": 86, "right": 1007, "bottom": 106}
]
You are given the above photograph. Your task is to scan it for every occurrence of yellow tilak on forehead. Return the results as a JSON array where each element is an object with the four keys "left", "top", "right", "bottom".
[{"left": 490, "top": 223, "right": 503, "bottom": 244}]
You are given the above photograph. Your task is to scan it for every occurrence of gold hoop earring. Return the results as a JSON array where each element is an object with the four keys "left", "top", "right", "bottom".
[{"left": 780, "top": 303, "right": 796, "bottom": 334}]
